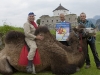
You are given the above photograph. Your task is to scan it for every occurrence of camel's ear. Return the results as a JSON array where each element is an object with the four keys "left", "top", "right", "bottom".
[{"left": 72, "top": 27, "right": 78, "bottom": 32}]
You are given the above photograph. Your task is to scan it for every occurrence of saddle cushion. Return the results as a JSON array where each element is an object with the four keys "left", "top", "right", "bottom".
[{"left": 18, "top": 45, "right": 41, "bottom": 66}]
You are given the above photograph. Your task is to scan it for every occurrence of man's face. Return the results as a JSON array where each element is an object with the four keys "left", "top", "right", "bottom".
[
  {"left": 60, "top": 15, "right": 65, "bottom": 21},
  {"left": 80, "top": 14, "right": 86, "bottom": 21},
  {"left": 28, "top": 15, "right": 35, "bottom": 21}
]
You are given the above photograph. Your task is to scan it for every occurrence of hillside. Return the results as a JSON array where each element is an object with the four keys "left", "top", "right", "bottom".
[{"left": 93, "top": 15, "right": 100, "bottom": 20}]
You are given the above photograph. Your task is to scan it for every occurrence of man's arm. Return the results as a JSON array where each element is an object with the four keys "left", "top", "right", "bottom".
[
  {"left": 89, "top": 21, "right": 96, "bottom": 37},
  {"left": 90, "top": 21, "right": 95, "bottom": 29},
  {"left": 24, "top": 23, "right": 36, "bottom": 40}
]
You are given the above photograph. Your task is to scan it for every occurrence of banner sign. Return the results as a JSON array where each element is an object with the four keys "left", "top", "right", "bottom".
[{"left": 56, "top": 22, "right": 70, "bottom": 41}]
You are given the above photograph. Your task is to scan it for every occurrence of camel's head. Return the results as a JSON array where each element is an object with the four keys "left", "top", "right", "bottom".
[
  {"left": 72, "top": 25, "right": 87, "bottom": 39},
  {"left": 35, "top": 26, "right": 53, "bottom": 40},
  {"left": 73, "top": 25, "right": 85, "bottom": 34},
  {"left": 73, "top": 24, "right": 96, "bottom": 38},
  {"left": 67, "top": 25, "right": 86, "bottom": 44}
]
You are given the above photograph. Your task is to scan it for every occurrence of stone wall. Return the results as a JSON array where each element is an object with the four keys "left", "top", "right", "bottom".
[{"left": 40, "top": 14, "right": 78, "bottom": 29}]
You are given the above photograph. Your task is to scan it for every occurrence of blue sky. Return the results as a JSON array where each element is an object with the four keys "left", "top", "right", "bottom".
[{"left": 0, "top": 0, "right": 100, "bottom": 27}]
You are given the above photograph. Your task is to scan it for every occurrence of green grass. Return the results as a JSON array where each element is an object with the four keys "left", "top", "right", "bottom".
[
  {"left": 0, "top": 25, "right": 24, "bottom": 35},
  {"left": 13, "top": 72, "right": 53, "bottom": 75},
  {"left": 0, "top": 26, "right": 100, "bottom": 75},
  {"left": 50, "top": 29, "right": 56, "bottom": 35}
]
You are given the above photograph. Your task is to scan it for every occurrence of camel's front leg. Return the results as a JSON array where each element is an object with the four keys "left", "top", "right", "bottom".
[{"left": 0, "top": 55, "right": 13, "bottom": 75}]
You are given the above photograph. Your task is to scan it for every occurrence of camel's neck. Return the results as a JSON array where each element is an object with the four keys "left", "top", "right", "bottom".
[{"left": 70, "top": 41, "right": 79, "bottom": 50}]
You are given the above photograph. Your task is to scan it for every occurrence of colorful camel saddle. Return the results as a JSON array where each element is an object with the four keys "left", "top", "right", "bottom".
[{"left": 18, "top": 45, "right": 41, "bottom": 66}]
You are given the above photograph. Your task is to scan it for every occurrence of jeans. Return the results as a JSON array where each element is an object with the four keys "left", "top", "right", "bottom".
[{"left": 86, "top": 40, "right": 100, "bottom": 67}]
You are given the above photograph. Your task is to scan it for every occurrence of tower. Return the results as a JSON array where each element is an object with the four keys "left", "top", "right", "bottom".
[{"left": 53, "top": 4, "right": 69, "bottom": 16}]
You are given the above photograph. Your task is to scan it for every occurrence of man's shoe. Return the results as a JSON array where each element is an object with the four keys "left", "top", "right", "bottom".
[
  {"left": 97, "top": 66, "right": 100, "bottom": 69},
  {"left": 26, "top": 60, "right": 33, "bottom": 73},
  {"left": 26, "top": 66, "right": 33, "bottom": 73},
  {"left": 85, "top": 65, "right": 91, "bottom": 69}
]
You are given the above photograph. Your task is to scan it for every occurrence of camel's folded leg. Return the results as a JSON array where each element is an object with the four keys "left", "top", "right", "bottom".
[
  {"left": 0, "top": 56, "right": 13, "bottom": 75},
  {"left": 48, "top": 48, "right": 77, "bottom": 74}
]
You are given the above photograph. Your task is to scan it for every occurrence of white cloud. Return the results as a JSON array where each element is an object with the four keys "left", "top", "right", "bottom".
[{"left": 0, "top": 0, "right": 100, "bottom": 27}]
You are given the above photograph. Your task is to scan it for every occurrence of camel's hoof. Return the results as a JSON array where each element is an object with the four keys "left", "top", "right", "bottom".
[
  {"left": 85, "top": 65, "right": 91, "bottom": 69},
  {"left": 97, "top": 66, "right": 100, "bottom": 69}
]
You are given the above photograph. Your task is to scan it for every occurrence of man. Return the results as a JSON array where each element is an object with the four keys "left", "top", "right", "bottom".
[
  {"left": 78, "top": 12, "right": 100, "bottom": 69},
  {"left": 24, "top": 12, "right": 43, "bottom": 74},
  {"left": 59, "top": 13, "right": 71, "bottom": 46}
]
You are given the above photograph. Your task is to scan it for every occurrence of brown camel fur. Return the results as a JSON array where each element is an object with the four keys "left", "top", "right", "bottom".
[{"left": 0, "top": 26, "right": 87, "bottom": 75}]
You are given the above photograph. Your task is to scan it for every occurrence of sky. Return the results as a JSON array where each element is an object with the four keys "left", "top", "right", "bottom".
[{"left": 0, "top": 0, "right": 100, "bottom": 27}]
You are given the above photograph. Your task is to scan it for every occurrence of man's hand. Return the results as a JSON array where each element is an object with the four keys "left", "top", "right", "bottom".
[
  {"left": 93, "top": 34, "right": 96, "bottom": 37},
  {"left": 66, "top": 38, "right": 69, "bottom": 41}
]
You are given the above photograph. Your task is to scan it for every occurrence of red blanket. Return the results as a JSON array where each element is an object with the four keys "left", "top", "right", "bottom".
[{"left": 18, "top": 45, "right": 41, "bottom": 66}]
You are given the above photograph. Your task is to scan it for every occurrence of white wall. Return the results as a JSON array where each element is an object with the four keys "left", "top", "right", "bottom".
[{"left": 53, "top": 10, "right": 68, "bottom": 16}]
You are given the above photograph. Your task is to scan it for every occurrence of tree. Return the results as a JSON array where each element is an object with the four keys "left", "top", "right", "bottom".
[
  {"left": 77, "top": 16, "right": 80, "bottom": 23},
  {"left": 36, "top": 19, "right": 41, "bottom": 26}
]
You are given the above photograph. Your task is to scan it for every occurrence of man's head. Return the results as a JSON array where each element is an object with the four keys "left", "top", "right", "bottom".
[
  {"left": 28, "top": 12, "right": 36, "bottom": 22},
  {"left": 80, "top": 12, "right": 86, "bottom": 21},
  {"left": 60, "top": 13, "right": 65, "bottom": 21}
]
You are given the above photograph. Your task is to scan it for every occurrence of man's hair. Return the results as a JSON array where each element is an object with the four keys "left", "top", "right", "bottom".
[{"left": 80, "top": 12, "right": 86, "bottom": 16}]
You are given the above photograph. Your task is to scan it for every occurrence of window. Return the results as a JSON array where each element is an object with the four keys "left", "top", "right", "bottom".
[
  {"left": 69, "top": 18, "right": 70, "bottom": 21},
  {"left": 42, "top": 21, "right": 44, "bottom": 24},
  {"left": 47, "top": 20, "right": 48, "bottom": 22},
  {"left": 52, "top": 20, "right": 53, "bottom": 22},
  {"left": 56, "top": 20, "right": 58, "bottom": 22}
]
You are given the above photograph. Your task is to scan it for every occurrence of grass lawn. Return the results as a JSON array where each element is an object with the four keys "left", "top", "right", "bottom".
[{"left": 0, "top": 28, "right": 100, "bottom": 75}]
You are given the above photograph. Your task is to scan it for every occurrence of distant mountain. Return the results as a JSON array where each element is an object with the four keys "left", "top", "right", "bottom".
[
  {"left": 93, "top": 15, "right": 100, "bottom": 20},
  {"left": 87, "top": 18, "right": 96, "bottom": 25},
  {"left": 96, "top": 19, "right": 100, "bottom": 30},
  {"left": 96, "top": 19, "right": 100, "bottom": 25},
  {"left": 87, "top": 15, "right": 100, "bottom": 25},
  {"left": 87, "top": 15, "right": 100, "bottom": 30}
]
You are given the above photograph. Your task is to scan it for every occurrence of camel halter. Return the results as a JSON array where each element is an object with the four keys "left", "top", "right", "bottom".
[
  {"left": 73, "top": 31, "right": 79, "bottom": 39},
  {"left": 73, "top": 31, "right": 83, "bottom": 52}
]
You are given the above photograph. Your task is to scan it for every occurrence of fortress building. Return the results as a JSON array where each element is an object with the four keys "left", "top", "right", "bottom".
[{"left": 40, "top": 4, "right": 78, "bottom": 29}]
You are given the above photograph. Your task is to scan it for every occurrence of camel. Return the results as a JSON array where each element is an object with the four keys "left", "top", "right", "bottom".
[{"left": 0, "top": 26, "right": 87, "bottom": 75}]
